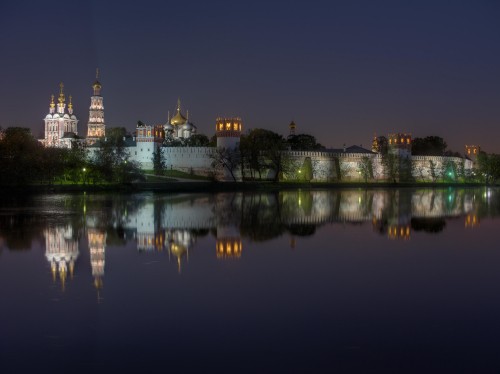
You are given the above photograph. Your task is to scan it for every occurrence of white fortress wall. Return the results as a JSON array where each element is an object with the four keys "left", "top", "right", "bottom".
[{"left": 162, "top": 147, "right": 214, "bottom": 174}]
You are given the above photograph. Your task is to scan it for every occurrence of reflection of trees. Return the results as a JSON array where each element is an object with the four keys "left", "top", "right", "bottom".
[
  {"left": 286, "top": 224, "right": 316, "bottom": 236},
  {"left": 84, "top": 194, "right": 144, "bottom": 244},
  {"left": 0, "top": 213, "right": 45, "bottom": 250},
  {"left": 411, "top": 218, "right": 446, "bottom": 233},
  {"left": 239, "top": 193, "right": 285, "bottom": 241}
]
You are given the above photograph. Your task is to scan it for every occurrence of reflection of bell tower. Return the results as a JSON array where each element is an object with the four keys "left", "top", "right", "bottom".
[
  {"left": 216, "top": 225, "right": 242, "bottom": 259},
  {"left": 88, "top": 229, "right": 106, "bottom": 292},
  {"left": 44, "top": 226, "right": 79, "bottom": 290}
]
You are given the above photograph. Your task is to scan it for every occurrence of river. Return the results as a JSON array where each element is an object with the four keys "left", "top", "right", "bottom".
[{"left": 1, "top": 188, "right": 499, "bottom": 372}]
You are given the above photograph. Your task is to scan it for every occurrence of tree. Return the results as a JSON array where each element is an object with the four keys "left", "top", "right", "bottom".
[
  {"left": 286, "top": 134, "right": 324, "bottom": 151},
  {"left": 91, "top": 127, "right": 141, "bottom": 183},
  {"left": 240, "top": 129, "right": 287, "bottom": 181},
  {"left": 358, "top": 156, "right": 373, "bottom": 183},
  {"left": 0, "top": 127, "right": 44, "bottom": 185},
  {"left": 429, "top": 160, "right": 438, "bottom": 182},
  {"left": 381, "top": 153, "right": 399, "bottom": 183},
  {"left": 184, "top": 134, "right": 210, "bottom": 147},
  {"left": 477, "top": 152, "right": 500, "bottom": 184},
  {"left": 152, "top": 146, "right": 165, "bottom": 176},
  {"left": 376, "top": 136, "right": 389, "bottom": 155},
  {"left": 412, "top": 136, "right": 448, "bottom": 156},
  {"left": 210, "top": 147, "right": 240, "bottom": 181}
]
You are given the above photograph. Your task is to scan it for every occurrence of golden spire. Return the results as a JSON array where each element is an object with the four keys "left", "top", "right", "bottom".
[
  {"left": 50, "top": 94, "right": 55, "bottom": 109},
  {"left": 186, "top": 110, "right": 189, "bottom": 121},
  {"left": 58, "top": 82, "right": 65, "bottom": 104},
  {"left": 176, "top": 98, "right": 181, "bottom": 112},
  {"left": 68, "top": 95, "right": 73, "bottom": 110}
]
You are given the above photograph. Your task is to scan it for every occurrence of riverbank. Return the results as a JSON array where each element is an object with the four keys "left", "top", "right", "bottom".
[{"left": 0, "top": 181, "right": 496, "bottom": 194}]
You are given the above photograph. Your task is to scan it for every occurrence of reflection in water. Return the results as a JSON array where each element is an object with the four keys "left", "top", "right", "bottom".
[
  {"left": 3, "top": 188, "right": 500, "bottom": 372},
  {"left": 1, "top": 188, "right": 499, "bottom": 291},
  {"left": 44, "top": 225, "right": 79, "bottom": 290},
  {"left": 88, "top": 229, "right": 106, "bottom": 293}
]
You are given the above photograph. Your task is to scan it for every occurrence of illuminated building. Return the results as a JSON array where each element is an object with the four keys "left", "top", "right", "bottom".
[
  {"left": 216, "top": 117, "right": 242, "bottom": 150},
  {"left": 41, "top": 82, "right": 79, "bottom": 148},
  {"left": 164, "top": 98, "right": 197, "bottom": 139},
  {"left": 388, "top": 133, "right": 412, "bottom": 159},
  {"left": 86, "top": 69, "right": 106, "bottom": 141},
  {"left": 289, "top": 120, "right": 296, "bottom": 136},
  {"left": 465, "top": 145, "right": 480, "bottom": 161},
  {"left": 44, "top": 225, "right": 79, "bottom": 290}
]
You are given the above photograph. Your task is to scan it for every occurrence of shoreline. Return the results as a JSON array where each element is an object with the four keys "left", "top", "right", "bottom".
[{"left": 0, "top": 181, "right": 496, "bottom": 194}]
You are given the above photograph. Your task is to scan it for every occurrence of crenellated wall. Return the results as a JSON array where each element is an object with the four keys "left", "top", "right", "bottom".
[{"left": 280, "top": 151, "right": 473, "bottom": 182}]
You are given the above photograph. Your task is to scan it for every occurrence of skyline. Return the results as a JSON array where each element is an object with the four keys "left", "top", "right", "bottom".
[{"left": 1, "top": 1, "right": 500, "bottom": 153}]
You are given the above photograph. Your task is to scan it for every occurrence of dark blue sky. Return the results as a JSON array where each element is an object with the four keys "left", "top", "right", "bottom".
[{"left": 1, "top": 0, "right": 499, "bottom": 152}]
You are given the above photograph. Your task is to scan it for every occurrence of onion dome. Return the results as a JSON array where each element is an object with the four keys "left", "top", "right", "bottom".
[
  {"left": 182, "top": 122, "right": 194, "bottom": 131},
  {"left": 164, "top": 123, "right": 174, "bottom": 132},
  {"left": 170, "top": 98, "right": 187, "bottom": 126},
  {"left": 92, "top": 68, "right": 102, "bottom": 95}
]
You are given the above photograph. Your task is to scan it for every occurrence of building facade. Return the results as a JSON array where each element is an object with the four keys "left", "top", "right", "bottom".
[{"left": 41, "top": 82, "right": 79, "bottom": 148}]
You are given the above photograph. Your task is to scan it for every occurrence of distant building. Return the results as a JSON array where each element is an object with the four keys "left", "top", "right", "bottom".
[
  {"left": 164, "top": 99, "right": 197, "bottom": 140},
  {"left": 41, "top": 82, "right": 79, "bottom": 148},
  {"left": 388, "top": 133, "right": 412, "bottom": 159},
  {"left": 289, "top": 120, "right": 296, "bottom": 136},
  {"left": 465, "top": 145, "right": 480, "bottom": 161}
]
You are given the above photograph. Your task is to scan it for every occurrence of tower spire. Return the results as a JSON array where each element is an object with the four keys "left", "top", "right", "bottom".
[
  {"left": 96, "top": 67, "right": 99, "bottom": 80},
  {"left": 57, "top": 82, "right": 66, "bottom": 114},
  {"left": 68, "top": 95, "right": 73, "bottom": 114},
  {"left": 49, "top": 94, "right": 55, "bottom": 114},
  {"left": 177, "top": 98, "right": 181, "bottom": 112},
  {"left": 58, "top": 82, "right": 65, "bottom": 104}
]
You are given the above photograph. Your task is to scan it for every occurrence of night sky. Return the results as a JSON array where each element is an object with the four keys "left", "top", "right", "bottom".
[{"left": 1, "top": 1, "right": 499, "bottom": 153}]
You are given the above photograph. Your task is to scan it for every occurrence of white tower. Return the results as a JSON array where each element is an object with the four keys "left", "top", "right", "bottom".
[
  {"left": 215, "top": 117, "right": 242, "bottom": 181},
  {"left": 87, "top": 69, "right": 105, "bottom": 140}
]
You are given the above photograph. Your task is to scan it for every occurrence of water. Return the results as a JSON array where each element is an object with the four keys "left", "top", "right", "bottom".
[{"left": 1, "top": 188, "right": 500, "bottom": 373}]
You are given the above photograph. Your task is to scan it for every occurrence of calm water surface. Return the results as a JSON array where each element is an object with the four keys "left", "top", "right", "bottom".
[{"left": 1, "top": 188, "right": 500, "bottom": 373}]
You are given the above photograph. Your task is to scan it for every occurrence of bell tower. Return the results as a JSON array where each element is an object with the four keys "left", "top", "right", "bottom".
[{"left": 87, "top": 68, "right": 105, "bottom": 141}]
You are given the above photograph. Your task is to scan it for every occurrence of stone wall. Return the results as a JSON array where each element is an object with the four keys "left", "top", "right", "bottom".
[{"left": 161, "top": 147, "right": 214, "bottom": 175}]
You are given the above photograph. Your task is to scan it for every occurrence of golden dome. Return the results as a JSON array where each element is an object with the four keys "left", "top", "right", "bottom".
[
  {"left": 170, "top": 98, "right": 187, "bottom": 126},
  {"left": 170, "top": 111, "right": 187, "bottom": 126}
]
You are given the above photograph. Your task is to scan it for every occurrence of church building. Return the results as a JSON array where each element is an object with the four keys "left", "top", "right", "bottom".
[{"left": 41, "top": 82, "right": 79, "bottom": 148}]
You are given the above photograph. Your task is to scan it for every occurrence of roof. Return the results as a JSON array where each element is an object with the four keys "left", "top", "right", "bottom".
[{"left": 325, "top": 145, "right": 375, "bottom": 154}]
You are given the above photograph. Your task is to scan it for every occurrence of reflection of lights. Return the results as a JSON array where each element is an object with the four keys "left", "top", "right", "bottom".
[
  {"left": 358, "top": 197, "right": 362, "bottom": 204},
  {"left": 465, "top": 214, "right": 479, "bottom": 228},
  {"left": 216, "top": 238, "right": 242, "bottom": 259},
  {"left": 388, "top": 225, "right": 411, "bottom": 240}
]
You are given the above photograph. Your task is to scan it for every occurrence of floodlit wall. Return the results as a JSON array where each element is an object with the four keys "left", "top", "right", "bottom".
[{"left": 161, "top": 147, "right": 214, "bottom": 175}]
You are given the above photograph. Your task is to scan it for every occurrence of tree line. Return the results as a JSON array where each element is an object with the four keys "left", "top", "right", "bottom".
[{"left": 0, "top": 126, "right": 144, "bottom": 186}]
